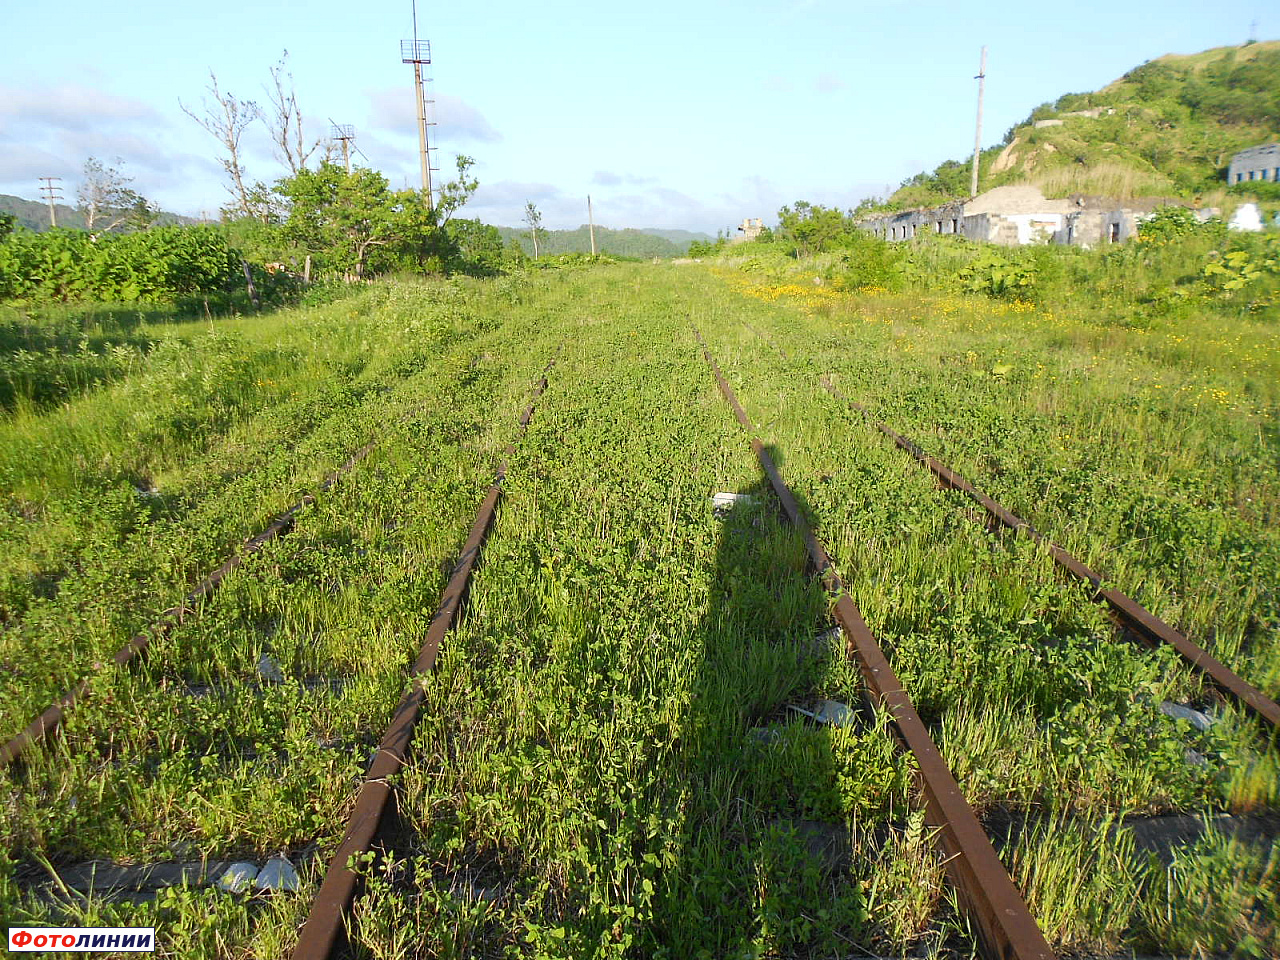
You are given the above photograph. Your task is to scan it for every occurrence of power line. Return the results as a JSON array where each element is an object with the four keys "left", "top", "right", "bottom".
[
  {"left": 970, "top": 46, "right": 987, "bottom": 199},
  {"left": 38, "top": 176, "right": 63, "bottom": 229}
]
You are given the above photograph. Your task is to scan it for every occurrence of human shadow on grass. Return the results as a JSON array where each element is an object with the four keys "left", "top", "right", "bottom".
[{"left": 650, "top": 447, "right": 903, "bottom": 960}]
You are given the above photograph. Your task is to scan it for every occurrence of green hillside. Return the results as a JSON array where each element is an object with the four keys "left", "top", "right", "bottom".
[
  {"left": 495, "top": 224, "right": 710, "bottom": 258},
  {"left": 889, "top": 40, "right": 1280, "bottom": 208},
  {"left": 0, "top": 194, "right": 203, "bottom": 233}
]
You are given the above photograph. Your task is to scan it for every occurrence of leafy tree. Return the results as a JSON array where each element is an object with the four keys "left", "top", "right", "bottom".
[
  {"left": 0, "top": 213, "right": 14, "bottom": 239},
  {"left": 277, "top": 162, "right": 410, "bottom": 279},
  {"left": 273, "top": 155, "right": 482, "bottom": 279},
  {"left": 445, "top": 218, "right": 505, "bottom": 275},
  {"left": 776, "top": 201, "right": 854, "bottom": 256}
]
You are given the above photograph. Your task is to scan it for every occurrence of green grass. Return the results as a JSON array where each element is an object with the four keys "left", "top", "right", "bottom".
[{"left": 0, "top": 259, "right": 1276, "bottom": 957}]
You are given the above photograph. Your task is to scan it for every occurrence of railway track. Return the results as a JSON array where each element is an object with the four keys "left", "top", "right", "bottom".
[
  {"left": 0, "top": 439, "right": 380, "bottom": 770},
  {"left": 4, "top": 356, "right": 557, "bottom": 957},
  {"left": 816, "top": 375, "right": 1280, "bottom": 734},
  {"left": 6, "top": 301, "right": 1271, "bottom": 957},
  {"left": 695, "top": 328, "right": 1057, "bottom": 960},
  {"left": 738, "top": 315, "right": 1278, "bottom": 732},
  {"left": 293, "top": 358, "right": 555, "bottom": 959}
]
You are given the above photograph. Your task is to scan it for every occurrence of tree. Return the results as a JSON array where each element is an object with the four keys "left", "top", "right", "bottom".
[
  {"left": 263, "top": 50, "right": 319, "bottom": 176},
  {"left": 776, "top": 201, "right": 852, "bottom": 257},
  {"left": 523, "top": 201, "right": 543, "bottom": 258},
  {"left": 277, "top": 162, "right": 411, "bottom": 279},
  {"left": 180, "top": 72, "right": 261, "bottom": 220},
  {"left": 76, "top": 157, "right": 155, "bottom": 237},
  {"left": 395, "top": 156, "right": 482, "bottom": 272},
  {"left": 0, "top": 213, "right": 15, "bottom": 239},
  {"left": 436, "top": 155, "right": 479, "bottom": 229}
]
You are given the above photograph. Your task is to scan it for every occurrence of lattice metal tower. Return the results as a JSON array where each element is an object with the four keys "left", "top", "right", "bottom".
[
  {"left": 331, "top": 123, "right": 356, "bottom": 174},
  {"left": 401, "top": 2, "right": 437, "bottom": 209}
]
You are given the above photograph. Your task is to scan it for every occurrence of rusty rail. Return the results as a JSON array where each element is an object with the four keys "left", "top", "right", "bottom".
[
  {"left": 694, "top": 330, "right": 1055, "bottom": 960},
  {"left": 818, "top": 376, "right": 1280, "bottom": 733},
  {"left": 0, "top": 439, "right": 380, "bottom": 770},
  {"left": 291, "top": 358, "right": 556, "bottom": 960}
]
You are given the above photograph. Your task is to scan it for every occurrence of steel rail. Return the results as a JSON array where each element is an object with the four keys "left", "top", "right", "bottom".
[
  {"left": 818, "top": 376, "right": 1280, "bottom": 733},
  {"left": 291, "top": 358, "right": 556, "bottom": 960},
  {"left": 0, "top": 439, "right": 380, "bottom": 770},
  {"left": 694, "top": 329, "right": 1055, "bottom": 960}
]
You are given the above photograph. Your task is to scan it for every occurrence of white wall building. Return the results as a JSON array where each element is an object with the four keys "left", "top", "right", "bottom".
[{"left": 1228, "top": 144, "right": 1280, "bottom": 185}]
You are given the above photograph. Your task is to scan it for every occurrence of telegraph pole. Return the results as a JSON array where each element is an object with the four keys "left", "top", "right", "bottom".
[
  {"left": 38, "top": 176, "right": 63, "bottom": 228},
  {"left": 587, "top": 195, "right": 597, "bottom": 256},
  {"left": 330, "top": 122, "right": 356, "bottom": 174},
  {"left": 970, "top": 46, "right": 987, "bottom": 199},
  {"left": 401, "top": 0, "right": 436, "bottom": 209}
]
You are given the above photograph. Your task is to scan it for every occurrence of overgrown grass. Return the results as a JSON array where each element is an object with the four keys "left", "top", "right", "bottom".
[{"left": 1, "top": 259, "right": 1275, "bottom": 957}]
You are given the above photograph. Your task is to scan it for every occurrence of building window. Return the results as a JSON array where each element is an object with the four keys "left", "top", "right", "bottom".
[
  {"left": 1236, "top": 172, "right": 1243, "bottom": 183},
  {"left": 1109, "top": 222, "right": 1121, "bottom": 243},
  {"left": 1261, "top": 169, "right": 1269, "bottom": 181},
  {"left": 951, "top": 219, "right": 959, "bottom": 233},
  {"left": 1249, "top": 170, "right": 1256, "bottom": 180},
  {"left": 935, "top": 220, "right": 942, "bottom": 233}
]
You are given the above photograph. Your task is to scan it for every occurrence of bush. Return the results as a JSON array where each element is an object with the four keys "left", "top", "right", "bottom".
[
  {"left": 0, "top": 226, "right": 242, "bottom": 303},
  {"left": 1138, "top": 205, "right": 1202, "bottom": 243}
]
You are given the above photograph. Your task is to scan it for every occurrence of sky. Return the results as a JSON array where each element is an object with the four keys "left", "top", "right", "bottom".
[{"left": 0, "top": 1, "right": 1269, "bottom": 234}]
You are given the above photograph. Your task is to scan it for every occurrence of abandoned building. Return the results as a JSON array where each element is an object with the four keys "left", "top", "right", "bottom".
[
  {"left": 736, "top": 217, "right": 764, "bottom": 242},
  {"left": 1228, "top": 143, "right": 1280, "bottom": 184},
  {"left": 858, "top": 184, "right": 1198, "bottom": 247}
]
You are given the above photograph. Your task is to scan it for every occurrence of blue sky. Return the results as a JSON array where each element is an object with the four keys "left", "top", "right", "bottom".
[{"left": 0, "top": 0, "right": 1268, "bottom": 233}]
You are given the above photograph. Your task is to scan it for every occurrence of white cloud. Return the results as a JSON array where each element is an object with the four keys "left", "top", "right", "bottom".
[
  {"left": 365, "top": 87, "right": 501, "bottom": 143},
  {"left": 591, "top": 170, "right": 657, "bottom": 187},
  {"left": 0, "top": 83, "right": 160, "bottom": 130}
]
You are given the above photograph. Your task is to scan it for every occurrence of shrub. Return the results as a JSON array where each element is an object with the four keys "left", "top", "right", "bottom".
[{"left": 0, "top": 226, "right": 241, "bottom": 303}]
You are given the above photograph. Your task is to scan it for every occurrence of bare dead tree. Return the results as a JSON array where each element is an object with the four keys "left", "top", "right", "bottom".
[
  {"left": 263, "top": 50, "right": 319, "bottom": 175},
  {"left": 180, "top": 72, "right": 259, "bottom": 219},
  {"left": 77, "top": 157, "right": 154, "bottom": 238}
]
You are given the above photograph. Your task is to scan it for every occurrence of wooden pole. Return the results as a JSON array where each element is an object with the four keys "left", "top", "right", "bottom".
[
  {"left": 588, "top": 195, "right": 597, "bottom": 256},
  {"left": 242, "top": 260, "right": 260, "bottom": 311},
  {"left": 970, "top": 46, "right": 987, "bottom": 199}
]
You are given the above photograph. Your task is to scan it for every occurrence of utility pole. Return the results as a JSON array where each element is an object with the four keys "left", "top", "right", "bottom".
[
  {"left": 587, "top": 195, "right": 597, "bottom": 256},
  {"left": 330, "top": 122, "right": 356, "bottom": 174},
  {"left": 38, "top": 176, "right": 63, "bottom": 228},
  {"left": 401, "top": 1, "right": 436, "bottom": 209},
  {"left": 970, "top": 46, "right": 987, "bottom": 199}
]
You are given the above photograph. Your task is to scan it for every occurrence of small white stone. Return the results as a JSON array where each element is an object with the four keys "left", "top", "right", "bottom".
[
  {"left": 217, "top": 862, "right": 258, "bottom": 893},
  {"left": 257, "top": 653, "right": 285, "bottom": 683},
  {"left": 711, "top": 492, "right": 759, "bottom": 517},
  {"left": 254, "top": 856, "right": 300, "bottom": 892}
]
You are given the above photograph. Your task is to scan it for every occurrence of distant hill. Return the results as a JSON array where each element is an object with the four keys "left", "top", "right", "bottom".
[
  {"left": 0, "top": 194, "right": 204, "bottom": 232},
  {"left": 885, "top": 40, "right": 1280, "bottom": 209},
  {"left": 495, "top": 225, "right": 712, "bottom": 258}
]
